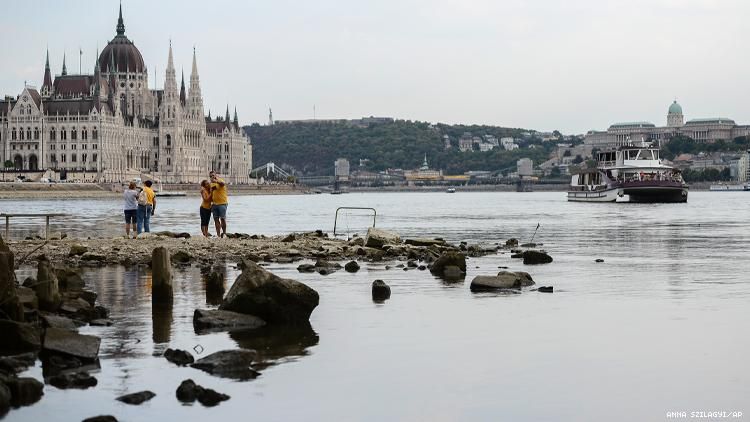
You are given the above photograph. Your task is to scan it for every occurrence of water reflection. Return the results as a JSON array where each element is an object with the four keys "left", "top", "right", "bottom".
[
  {"left": 228, "top": 323, "right": 319, "bottom": 369},
  {"left": 151, "top": 304, "right": 173, "bottom": 345}
]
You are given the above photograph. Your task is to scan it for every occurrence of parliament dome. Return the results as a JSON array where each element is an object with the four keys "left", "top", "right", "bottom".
[{"left": 98, "top": 5, "right": 146, "bottom": 73}]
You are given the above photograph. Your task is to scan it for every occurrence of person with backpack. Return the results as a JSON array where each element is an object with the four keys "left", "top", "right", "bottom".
[
  {"left": 123, "top": 181, "right": 139, "bottom": 238},
  {"left": 136, "top": 180, "right": 156, "bottom": 234}
]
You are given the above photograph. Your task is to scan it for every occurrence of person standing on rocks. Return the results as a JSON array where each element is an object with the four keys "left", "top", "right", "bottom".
[
  {"left": 137, "top": 180, "right": 156, "bottom": 235},
  {"left": 123, "top": 181, "right": 139, "bottom": 238},
  {"left": 209, "top": 171, "right": 228, "bottom": 238},
  {"left": 200, "top": 180, "right": 213, "bottom": 237}
]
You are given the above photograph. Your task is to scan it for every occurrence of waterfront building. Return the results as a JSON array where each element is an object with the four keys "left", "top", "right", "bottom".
[
  {"left": 584, "top": 100, "right": 750, "bottom": 147},
  {"left": 334, "top": 158, "right": 350, "bottom": 180},
  {"left": 404, "top": 155, "right": 443, "bottom": 183},
  {"left": 517, "top": 158, "right": 533, "bottom": 176},
  {"left": 0, "top": 5, "right": 251, "bottom": 183}
]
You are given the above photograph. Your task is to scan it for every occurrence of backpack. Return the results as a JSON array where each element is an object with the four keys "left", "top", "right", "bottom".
[{"left": 137, "top": 189, "right": 149, "bottom": 206}]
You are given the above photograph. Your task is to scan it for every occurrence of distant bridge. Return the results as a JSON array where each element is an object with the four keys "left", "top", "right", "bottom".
[{"left": 250, "top": 162, "right": 292, "bottom": 179}]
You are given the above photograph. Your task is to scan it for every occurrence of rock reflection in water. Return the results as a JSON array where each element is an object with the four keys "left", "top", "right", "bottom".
[
  {"left": 201, "top": 265, "right": 227, "bottom": 306},
  {"left": 228, "top": 322, "right": 319, "bottom": 370},
  {"left": 151, "top": 303, "right": 173, "bottom": 345}
]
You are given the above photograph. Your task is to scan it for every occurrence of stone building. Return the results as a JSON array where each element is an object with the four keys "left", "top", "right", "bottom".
[
  {"left": 0, "top": 5, "right": 251, "bottom": 183},
  {"left": 584, "top": 100, "right": 750, "bottom": 147}
]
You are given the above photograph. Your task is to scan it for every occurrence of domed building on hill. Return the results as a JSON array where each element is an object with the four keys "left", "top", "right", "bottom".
[
  {"left": 584, "top": 99, "right": 750, "bottom": 147},
  {"left": 0, "top": 5, "right": 251, "bottom": 183}
]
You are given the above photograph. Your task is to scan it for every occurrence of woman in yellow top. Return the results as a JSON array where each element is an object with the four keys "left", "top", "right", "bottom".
[{"left": 199, "top": 180, "right": 212, "bottom": 237}]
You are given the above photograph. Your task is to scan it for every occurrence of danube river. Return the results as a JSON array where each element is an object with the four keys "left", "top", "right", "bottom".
[{"left": 4, "top": 191, "right": 749, "bottom": 421}]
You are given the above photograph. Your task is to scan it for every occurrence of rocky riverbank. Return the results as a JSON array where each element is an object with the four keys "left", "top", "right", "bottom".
[{"left": 0, "top": 228, "right": 554, "bottom": 420}]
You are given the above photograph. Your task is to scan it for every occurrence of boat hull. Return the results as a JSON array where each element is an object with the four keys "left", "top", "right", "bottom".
[
  {"left": 623, "top": 186, "right": 688, "bottom": 203},
  {"left": 567, "top": 188, "right": 621, "bottom": 202}
]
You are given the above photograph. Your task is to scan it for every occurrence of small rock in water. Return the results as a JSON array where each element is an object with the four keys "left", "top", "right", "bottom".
[
  {"left": 538, "top": 286, "right": 554, "bottom": 293},
  {"left": 116, "top": 390, "right": 156, "bottom": 405},
  {"left": 48, "top": 371, "right": 98, "bottom": 390},
  {"left": 82, "top": 416, "right": 118, "bottom": 422},
  {"left": 595, "top": 259, "right": 604, "bottom": 263},
  {"left": 297, "top": 263, "right": 316, "bottom": 273},
  {"left": 5, "top": 377, "right": 44, "bottom": 407},
  {"left": 89, "top": 319, "right": 112, "bottom": 327},
  {"left": 344, "top": 261, "right": 360, "bottom": 273},
  {"left": 522, "top": 250, "right": 553, "bottom": 265},
  {"left": 164, "top": 348, "right": 195, "bottom": 366},
  {"left": 191, "top": 350, "right": 260, "bottom": 380},
  {"left": 418, "top": 265, "right": 427, "bottom": 271},
  {"left": 372, "top": 280, "right": 391, "bottom": 302},
  {"left": 177, "top": 380, "right": 231, "bottom": 407}
]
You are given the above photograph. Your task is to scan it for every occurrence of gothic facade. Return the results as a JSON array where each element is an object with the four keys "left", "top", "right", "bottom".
[{"left": 0, "top": 6, "right": 252, "bottom": 184}]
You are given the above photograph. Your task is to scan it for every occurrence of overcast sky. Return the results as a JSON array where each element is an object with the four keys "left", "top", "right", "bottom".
[{"left": 1, "top": 0, "right": 747, "bottom": 134}]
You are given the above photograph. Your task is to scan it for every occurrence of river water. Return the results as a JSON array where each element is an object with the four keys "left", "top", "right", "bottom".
[{"left": 4, "top": 192, "right": 749, "bottom": 421}]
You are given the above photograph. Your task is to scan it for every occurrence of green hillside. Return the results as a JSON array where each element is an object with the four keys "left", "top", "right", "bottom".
[{"left": 243, "top": 120, "right": 558, "bottom": 176}]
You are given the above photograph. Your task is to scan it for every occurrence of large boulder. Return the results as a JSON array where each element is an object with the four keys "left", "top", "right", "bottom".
[
  {"left": 0, "top": 320, "right": 41, "bottom": 354},
  {"left": 191, "top": 350, "right": 260, "bottom": 380},
  {"left": 470, "top": 271, "right": 535, "bottom": 292},
  {"left": 220, "top": 261, "right": 319, "bottom": 324},
  {"left": 372, "top": 280, "right": 391, "bottom": 302},
  {"left": 4, "top": 377, "right": 44, "bottom": 407},
  {"left": 193, "top": 309, "right": 266, "bottom": 333},
  {"left": 42, "top": 328, "right": 100, "bottom": 360},
  {"left": 364, "top": 228, "right": 401, "bottom": 249},
  {"left": 522, "top": 250, "right": 553, "bottom": 265},
  {"left": 429, "top": 251, "right": 467, "bottom": 275}
]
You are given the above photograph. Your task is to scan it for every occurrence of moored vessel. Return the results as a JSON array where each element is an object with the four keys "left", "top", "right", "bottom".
[{"left": 567, "top": 140, "right": 688, "bottom": 203}]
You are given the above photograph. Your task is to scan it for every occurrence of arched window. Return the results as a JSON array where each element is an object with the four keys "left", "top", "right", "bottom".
[
  {"left": 19, "top": 107, "right": 24, "bottom": 115},
  {"left": 92, "top": 128, "right": 98, "bottom": 140},
  {"left": 27, "top": 105, "right": 32, "bottom": 114},
  {"left": 34, "top": 128, "right": 39, "bottom": 140},
  {"left": 12, "top": 128, "right": 17, "bottom": 140},
  {"left": 71, "top": 128, "right": 77, "bottom": 140},
  {"left": 166, "top": 134, "right": 171, "bottom": 147},
  {"left": 19, "top": 129, "right": 24, "bottom": 140},
  {"left": 50, "top": 129, "right": 56, "bottom": 140},
  {"left": 82, "top": 127, "right": 88, "bottom": 140},
  {"left": 61, "top": 127, "right": 67, "bottom": 140},
  {"left": 27, "top": 128, "right": 31, "bottom": 140}
]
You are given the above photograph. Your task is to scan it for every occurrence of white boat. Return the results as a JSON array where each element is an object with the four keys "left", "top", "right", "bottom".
[
  {"left": 446, "top": 188, "right": 456, "bottom": 193},
  {"left": 568, "top": 140, "right": 688, "bottom": 203},
  {"left": 709, "top": 183, "right": 749, "bottom": 191}
]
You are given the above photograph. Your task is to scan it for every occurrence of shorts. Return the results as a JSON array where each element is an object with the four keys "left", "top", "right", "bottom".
[
  {"left": 212, "top": 204, "right": 228, "bottom": 219},
  {"left": 200, "top": 207, "right": 212, "bottom": 226},
  {"left": 124, "top": 209, "right": 137, "bottom": 224}
]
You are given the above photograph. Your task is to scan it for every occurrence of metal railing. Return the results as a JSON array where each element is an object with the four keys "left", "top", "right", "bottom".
[
  {"left": 1, "top": 213, "right": 68, "bottom": 240},
  {"left": 333, "top": 207, "right": 376, "bottom": 237}
]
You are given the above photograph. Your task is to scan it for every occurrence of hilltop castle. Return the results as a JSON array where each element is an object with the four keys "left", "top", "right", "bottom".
[{"left": 0, "top": 5, "right": 252, "bottom": 183}]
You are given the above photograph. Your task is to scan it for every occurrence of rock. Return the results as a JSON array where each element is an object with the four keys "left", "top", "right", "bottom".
[
  {"left": 176, "top": 379, "right": 230, "bottom": 407},
  {"left": 43, "top": 328, "right": 100, "bottom": 360},
  {"left": 538, "top": 286, "right": 554, "bottom": 293},
  {"left": 171, "top": 250, "right": 193, "bottom": 264},
  {"left": 220, "top": 260, "right": 319, "bottom": 324},
  {"left": 0, "top": 320, "right": 41, "bottom": 354},
  {"left": 418, "top": 265, "right": 427, "bottom": 271},
  {"left": 55, "top": 267, "right": 85, "bottom": 291},
  {"left": 510, "top": 253, "right": 523, "bottom": 259},
  {"left": 404, "top": 238, "right": 445, "bottom": 247},
  {"left": 47, "top": 371, "right": 97, "bottom": 390},
  {"left": 0, "top": 353, "right": 37, "bottom": 377},
  {"left": 364, "top": 228, "right": 401, "bottom": 249},
  {"left": 193, "top": 309, "right": 266, "bottom": 333},
  {"left": 78, "top": 290, "right": 97, "bottom": 306},
  {"left": 520, "top": 242, "right": 536, "bottom": 248},
  {"left": 5, "top": 377, "right": 44, "bottom": 407},
  {"left": 470, "top": 271, "right": 535, "bottom": 292},
  {"left": 406, "top": 259, "right": 418, "bottom": 268},
  {"left": 348, "top": 237, "right": 365, "bottom": 247},
  {"left": 505, "top": 238, "right": 519, "bottom": 247},
  {"left": 281, "top": 233, "right": 296, "bottom": 242},
  {"left": 595, "top": 258, "right": 604, "bottom": 263},
  {"left": 40, "top": 314, "right": 79, "bottom": 331},
  {"left": 116, "top": 390, "right": 156, "bottom": 405},
  {"left": 40, "top": 354, "right": 85, "bottom": 376},
  {"left": 80, "top": 253, "right": 106, "bottom": 262},
  {"left": 442, "top": 265, "right": 465, "bottom": 281},
  {"left": 522, "top": 250, "right": 553, "bottom": 265},
  {"left": 16, "top": 286, "right": 38, "bottom": 310},
  {"left": 59, "top": 297, "right": 92, "bottom": 316},
  {"left": 372, "top": 280, "right": 391, "bottom": 301},
  {"left": 164, "top": 348, "right": 194, "bottom": 366},
  {"left": 89, "top": 319, "right": 112, "bottom": 327},
  {"left": 296, "top": 263, "right": 316, "bottom": 273},
  {"left": 344, "top": 261, "right": 360, "bottom": 273},
  {"left": 429, "top": 251, "right": 467, "bottom": 275},
  {"left": 68, "top": 244, "right": 88, "bottom": 257},
  {"left": 82, "top": 416, "right": 118, "bottom": 422},
  {"left": 151, "top": 247, "right": 173, "bottom": 304},
  {"left": 0, "top": 382, "right": 9, "bottom": 416},
  {"left": 0, "top": 241, "right": 23, "bottom": 321},
  {"left": 36, "top": 256, "right": 61, "bottom": 311},
  {"left": 191, "top": 350, "right": 260, "bottom": 380}
]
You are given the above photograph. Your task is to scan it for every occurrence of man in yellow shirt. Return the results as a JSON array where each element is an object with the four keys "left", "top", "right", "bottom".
[
  {"left": 209, "top": 171, "right": 228, "bottom": 238},
  {"left": 137, "top": 180, "right": 157, "bottom": 234}
]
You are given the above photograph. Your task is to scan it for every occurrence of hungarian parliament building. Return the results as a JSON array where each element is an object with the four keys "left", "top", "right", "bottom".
[{"left": 0, "top": 6, "right": 251, "bottom": 184}]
